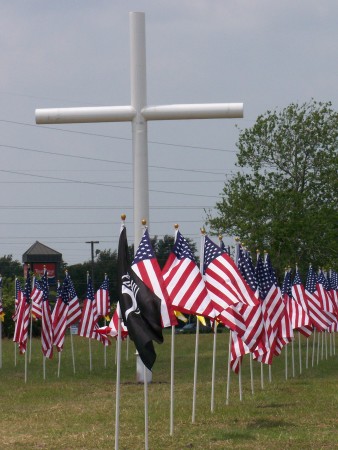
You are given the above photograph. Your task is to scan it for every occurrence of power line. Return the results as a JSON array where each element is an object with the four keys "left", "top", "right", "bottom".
[
  {"left": 0, "top": 143, "right": 229, "bottom": 175},
  {"left": 0, "top": 168, "right": 219, "bottom": 198},
  {"left": 0, "top": 118, "right": 238, "bottom": 153}
]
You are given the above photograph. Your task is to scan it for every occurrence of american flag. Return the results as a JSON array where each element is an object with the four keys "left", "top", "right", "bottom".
[
  {"left": 40, "top": 270, "right": 54, "bottom": 358},
  {"left": 305, "top": 266, "right": 334, "bottom": 331},
  {"left": 254, "top": 254, "right": 286, "bottom": 364},
  {"left": 97, "top": 303, "right": 129, "bottom": 340},
  {"left": 52, "top": 278, "right": 70, "bottom": 351},
  {"left": 12, "top": 278, "right": 24, "bottom": 321},
  {"left": 162, "top": 230, "right": 217, "bottom": 319},
  {"left": 132, "top": 228, "right": 177, "bottom": 327},
  {"left": 79, "top": 275, "right": 110, "bottom": 346},
  {"left": 65, "top": 274, "right": 82, "bottom": 327},
  {"left": 328, "top": 270, "right": 338, "bottom": 332},
  {"left": 204, "top": 238, "right": 264, "bottom": 353},
  {"left": 52, "top": 273, "right": 81, "bottom": 351},
  {"left": 13, "top": 268, "right": 31, "bottom": 354},
  {"left": 317, "top": 269, "right": 338, "bottom": 330},
  {"left": 204, "top": 236, "right": 259, "bottom": 309},
  {"left": 279, "top": 269, "right": 294, "bottom": 345},
  {"left": 95, "top": 276, "right": 110, "bottom": 318},
  {"left": 290, "top": 270, "right": 312, "bottom": 337},
  {"left": 31, "top": 277, "right": 43, "bottom": 320}
]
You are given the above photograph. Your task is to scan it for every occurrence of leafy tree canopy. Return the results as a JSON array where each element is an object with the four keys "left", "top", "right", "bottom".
[{"left": 208, "top": 100, "right": 338, "bottom": 278}]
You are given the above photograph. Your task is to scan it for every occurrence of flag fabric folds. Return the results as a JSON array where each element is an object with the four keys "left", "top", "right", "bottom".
[
  {"left": 31, "top": 277, "right": 43, "bottom": 319},
  {"left": 78, "top": 275, "right": 110, "bottom": 346},
  {"left": 95, "top": 276, "right": 110, "bottom": 318},
  {"left": 40, "top": 270, "right": 54, "bottom": 358},
  {"left": 13, "top": 268, "right": 31, "bottom": 353},
  {"left": 162, "top": 230, "right": 216, "bottom": 319},
  {"left": 52, "top": 273, "right": 81, "bottom": 352},
  {"left": 132, "top": 228, "right": 177, "bottom": 328},
  {"left": 290, "top": 270, "right": 312, "bottom": 337},
  {"left": 118, "top": 225, "right": 163, "bottom": 371}
]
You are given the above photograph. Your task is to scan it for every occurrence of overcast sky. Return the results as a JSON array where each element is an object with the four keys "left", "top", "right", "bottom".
[{"left": 0, "top": 0, "right": 337, "bottom": 267}]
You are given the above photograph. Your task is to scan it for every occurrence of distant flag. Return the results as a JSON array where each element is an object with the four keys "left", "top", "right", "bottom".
[
  {"left": 65, "top": 273, "right": 82, "bottom": 327},
  {"left": 317, "top": 269, "right": 338, "bottom": 329},
  {"left": 254, "top": 253, "right": 286, "bottom": 364},
  {"left": 52, "top": 272, "right": 81, "bottom": 352},
  {"left": 118, "top": 225, "right": 163, "bottom": 371},
  {"left": 40, "top": 270, "right": 54, "bottom": 358},
  {"left": 290, "top": 269, "right": 312, "bottom": 337},
  {"left": 12, "top": 278, "right": 24, "bottom": 322},
  {"left": 132, "top": 228, "right": 177, "bottom": 328},
  {"left": 31, "top": 276, "right": 43, "bottom": 320},
  {"left": 95, "top": 275, "right": 110, "bottom": 318},
  {"left": 305, "top": 266, "right": 334, "bottom": 331},
  {"left": 162, "top": 229, "right": 217, "bottom": 320},
  {"left": 203, "top": 237, "right": 264, "bottom": 353},
  {"left": 97, "top": 303, "right": 129, "bottom": 340},
  {"left": 52, "top": 277, "right": 70, "bottom": 352},
  {"left": 78, "top": 275, "right": 110, "bottom": 346},
  {"left": 13, "top": 268, "right": 31, "bottom": 354},
  {"left": 279, "top": 269, "right": 294, "bottom": 345}
]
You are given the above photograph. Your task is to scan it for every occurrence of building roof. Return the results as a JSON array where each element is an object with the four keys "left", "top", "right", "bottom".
[{"left": 22, "top": 241, "right": 62, "bottom": 263}]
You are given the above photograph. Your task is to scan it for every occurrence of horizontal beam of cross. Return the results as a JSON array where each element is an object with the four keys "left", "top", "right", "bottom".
[{"left": 35, "top": 102, "right": 243, "bottom": 124}]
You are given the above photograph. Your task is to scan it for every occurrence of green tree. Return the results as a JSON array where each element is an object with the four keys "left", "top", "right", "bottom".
[
  {"left": 0, "top": 255, "right": 22, "bottom": 278},
  {"left": 208, "top": 100, "right": 338, "bottom": 278}
]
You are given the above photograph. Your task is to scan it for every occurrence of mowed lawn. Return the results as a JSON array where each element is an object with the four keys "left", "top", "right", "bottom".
[{"left": 0, "top": 331, "right": 337, "bottom": 449}]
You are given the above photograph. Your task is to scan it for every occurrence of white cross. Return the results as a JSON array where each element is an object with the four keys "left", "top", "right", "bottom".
[{"left": 35, "top": 12, "right": 243, "bottom": 248}]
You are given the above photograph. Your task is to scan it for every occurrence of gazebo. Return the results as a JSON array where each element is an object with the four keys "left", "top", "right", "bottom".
[{"left": 22, "top": 241, "right": 62, "bottom": 285}]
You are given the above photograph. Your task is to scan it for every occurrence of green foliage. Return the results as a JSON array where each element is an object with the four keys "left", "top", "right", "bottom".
[
  {"left": 0, "top": 255, "right": 22, "bottom": 278},
  {"left": 208, "top": 100, "right": 338, "bottom": 278}
]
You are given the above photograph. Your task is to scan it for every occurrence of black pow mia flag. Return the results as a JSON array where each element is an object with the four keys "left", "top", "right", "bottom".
[{"left": 118, "top": 226, "right": 163, "bottom": 371}]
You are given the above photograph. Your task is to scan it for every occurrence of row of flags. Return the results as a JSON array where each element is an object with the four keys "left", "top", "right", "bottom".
[
  {"left": 8, "top": 225, "right": 338, "bottom": 374},
  {"left": 100, "top": 225, "right": 338, "bottom": 372},
  {"left": 12, "top": 268, "right": 111, "bottom": 359}
]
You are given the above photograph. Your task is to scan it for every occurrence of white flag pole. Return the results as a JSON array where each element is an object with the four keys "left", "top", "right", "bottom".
[
  {"left": 24, "top": 347, "right": 28, "bottom": 383},
  {"left": 211, "top": 318, "right": 217, "bottom": 412},
  {"left": 87, "top": 272, "right": 93, "bottom": 373},
  {"left": 43, "top": 355, "right": 46, "bottom": 381},
  {"left": 170, "top": 324, "right": 175, "bottom": 435},
  {"left": 311, "top": 329, "right": 316, "bottom": 367},
  {"left": 104, "top": 317, "right": 107, "bottom": 368},
  {"left": 249, "top": 353, "right": 254, "bottom": 395},
  {"left": 115, "top": 307, "right": 122, "bottom": 450},
  {"left": 170, "top": 224, "right": 179, "bottom": 435},
  {"left": 291, "top": 338, "right": 295, "bottom": 377},
  {"left": 235, "top": 240, "right": 243, "bottom": 400},
  {"left": 317, "top": 331, "right": 320, "bottom": 365},
  {"left": 28, "top": 270, "right": 33, "bottom": 364},
  {"left": 192, "top": 228, "right": 205, "bottom": 423},
  {"left": 306, "top": 336, "right": 309, "bottom": 369},
  {"left": 260, "top": 362, "right": 264, "bottom": 389},
  {"left": 144, "top": 362, "right": 149, "bottom": 450},
  {"left": 285, "top": 344, "right": 288, "bottom": 380},
  {"left": 70, "top": 328, "right": 76, "bottom": 374},
  {"left": 192, "top": 317, "right": 200, "bottom": 423},
  {"left": 225, "top": 330, "right": 232, "bottom": 406},
  {"left": 298, "top": 332, "right": 302, "bottom": 375},
  {"left": 58, "top": 351, "right": 61, "bottom": 378},
  {"left": 14, "top": 279, "right": 17, "bottom": 367},
  {"left": 126, "top": 335, "right": 129, "bottom": 361}
]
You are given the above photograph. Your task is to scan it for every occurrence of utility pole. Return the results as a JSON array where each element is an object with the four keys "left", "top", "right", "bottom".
[{"left": 85, "top": 241, "right": 99, "bottom": 288}]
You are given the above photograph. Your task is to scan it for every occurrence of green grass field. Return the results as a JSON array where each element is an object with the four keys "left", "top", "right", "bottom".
[{"left": 0, "top": 331, "right": 337, "bottom": 449}]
